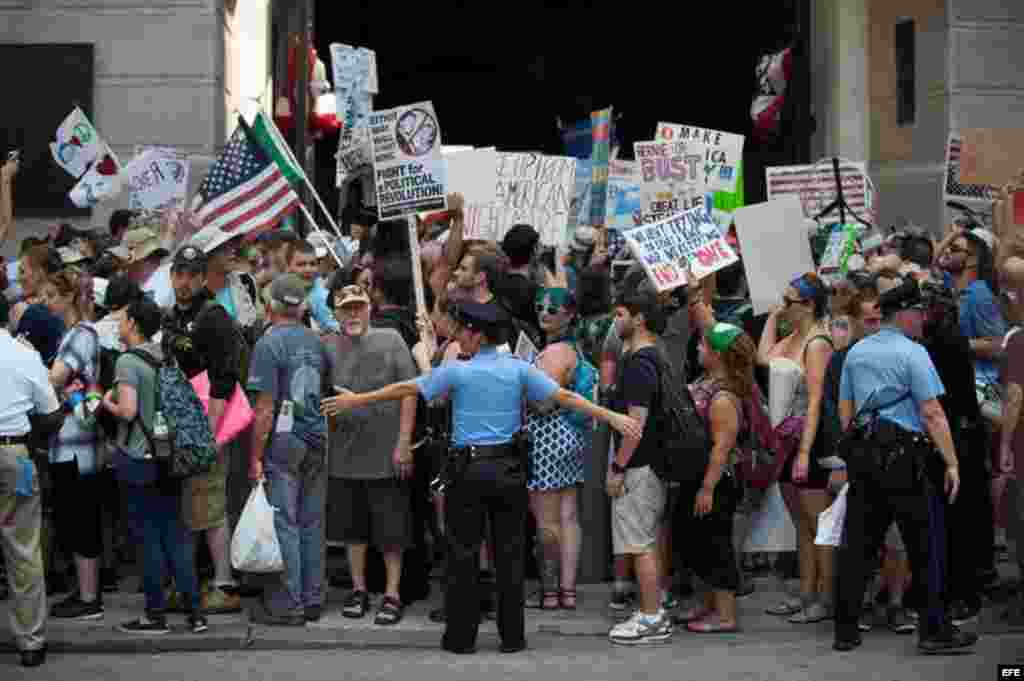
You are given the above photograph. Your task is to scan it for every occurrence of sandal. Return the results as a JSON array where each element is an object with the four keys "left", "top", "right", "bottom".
[
  {"left": 788, "top": 603, "right": 832, "bottom": 624},
  {"left": 560, "top": 590, "right": 577, "bottom": 611},
  {"left": 374, "top": 596, "right": 404, "bottom": 626},
  {"left": 342, "top": 590, "right": 369, "bottom": 619},
  {"left": 673, "top": 605, "right": 713, "bottom": 624},
  {"left": 686, "top": 615, "right": 739, "bottom": 633}
]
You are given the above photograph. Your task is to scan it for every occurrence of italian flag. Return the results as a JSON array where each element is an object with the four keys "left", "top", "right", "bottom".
[{"left": 250, "top": 111, "right": 305, "bottom": 189}]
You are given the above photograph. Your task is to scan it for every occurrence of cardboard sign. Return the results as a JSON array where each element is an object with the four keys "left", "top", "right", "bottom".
[
  {"left": 464, "top": 152, "right": 576, "bottom": 246},
  {"left": 445, "top": 147, "right": 498, "bottom": 239},
  {"left": 50, "top": 107, "right": 103, "bottom": 179},
  {"left": 765, "top": 161, "right": 876, "bottom": 223},
  {"left": 655, "top": 122, "right": 745, "bottom": 193},
  {"left": 330, "top": 44, "right": 375, "bottom": 141},
  {"left": 945, "top": 133, "right": 994, "bottom": 202},
  {"left": 732, "top": 197, "right": 815, "bottom": 315},
  {"left": 634, "top": 140, "right": 708, "bottom": 224},
  {"left": 960, "top": 128, "right": 1024, "bottom": 186},
  {"left": 605, "top": 160, "right": 642, "bottom": 230},
  {"left": 125, "top": 148, "right": 190, "bottom": 211},
  {"left": 590, "top": 107, "right": 613, "bottom": 227},
  {"left": 621, "top": 206, "right": 738, "bottom": 292},
  {"left": 69, "top": 145, "right": 122, "bottom": 208},
  {"left": 369, "top": 101, "right": 447, "bottom": 219}
]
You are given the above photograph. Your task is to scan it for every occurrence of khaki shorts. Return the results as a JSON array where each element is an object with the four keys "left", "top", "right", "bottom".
[
  {"left": 612, "top": 465, "right": 666, "bottom": 555},
  {"left": 183, "top": 458, "right": 227, "bottom": 531}
]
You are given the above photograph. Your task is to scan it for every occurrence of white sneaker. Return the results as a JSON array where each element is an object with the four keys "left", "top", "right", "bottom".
[{"left": 609, "top": 610, "right": 672, "bottom": 646}]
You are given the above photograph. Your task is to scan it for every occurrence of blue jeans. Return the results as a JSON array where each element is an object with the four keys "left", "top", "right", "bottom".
[
  {"left": 126, "top": 485, "right": 198, "bottom": 614},
  {"left": 264, "top": 434, "right": 326, "bottom": 615}
]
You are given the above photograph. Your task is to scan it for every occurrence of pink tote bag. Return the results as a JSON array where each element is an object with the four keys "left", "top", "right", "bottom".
[{"left": 190, "top": 372, "right": 254, "bottom": 446}]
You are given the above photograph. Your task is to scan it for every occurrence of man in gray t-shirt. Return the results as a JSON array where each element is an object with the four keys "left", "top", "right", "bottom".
[
  {"left": 325, "top": 283, "right": 417, "bottom": 624},
  {"left": 247, "top": 274, "right": 333, "bottom": 625}
]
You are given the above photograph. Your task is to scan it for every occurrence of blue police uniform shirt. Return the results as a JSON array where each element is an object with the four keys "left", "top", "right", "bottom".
[
  {"left": 415, "top": 346, "right": 560, "bottom": 446},
  {"left": 957, "top": 279, "right": 1007, "bottom": 385},
  {"left": 839, "top": 326, "right": 945, "bottom": 433}
]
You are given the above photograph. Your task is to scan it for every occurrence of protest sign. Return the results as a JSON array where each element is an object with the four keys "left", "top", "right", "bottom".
[
  {"left": 445, "top": 147, "right": 498, "bottom": 240},
  {"left": 125, "top": 148, "right": 190, "bottom": 211},
  {"left": 514, "top": 331, "right": 539, "bottom": 364},
  {"left": 69, "top": 145, "right": 122, "bottom": 208},
  {"left": 605, "top": 160, "right": 642, "bottom": 230},
  {"left": 330, "top": 44, "right": 374, "bottom": 141},
  {"left": 621, "top": 205, "right": 738, "bottom": 292},
  {"left": 960, "top": 128, "right": 1024, "bottom": 187},
  {"left": 464, "top": 152, "right": 576, "bottom": 246},
  {"left": 590, "top": 107, "right": 612, "bottom": 227},
  {"left": 732, "top": 197, "right": 815, "bottom": 315},
  {"left": 369, "top": 101, "right": 447, "bottom": 219},
  {"left": 945, "top": 133, "right": 993, "bottom": 203},
  {"left": 50, "top": 107, "right": 103, "bottom": 179},
  {"left": 567, "top": 159, "right": 592, "bottom": 233},
  {"left": 765, "top": 160, "right": 876, "bottom": 223},
  {"left": 655, "top": 122, "right": 745, "bottom": 193},
  {"left": 634, "top": 140, "right": 708, "bottom": 224}
]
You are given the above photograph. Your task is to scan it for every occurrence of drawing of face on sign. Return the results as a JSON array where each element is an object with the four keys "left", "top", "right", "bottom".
[{"left": 396, "top": 108, "right": 439, "bottom": 157}]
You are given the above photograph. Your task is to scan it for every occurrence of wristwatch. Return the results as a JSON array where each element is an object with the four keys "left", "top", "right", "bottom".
[{"left": 610, "top": 462, "right": 626, "bottom": 475}]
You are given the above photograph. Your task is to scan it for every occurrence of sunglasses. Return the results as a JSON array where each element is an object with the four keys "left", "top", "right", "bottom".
[
  {"left": 783, "top": 296, "right": 808, "bottom": 308},
  {"left": 536, "top": 303, "right": 563, "bottom": 315}
]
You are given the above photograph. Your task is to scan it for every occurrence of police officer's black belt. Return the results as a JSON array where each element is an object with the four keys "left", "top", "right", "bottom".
[
  {"left": 0, "top": 434, "right": 29, "bottom": 446},
  {"left": 455, "top": 442, "right": 520, "bottom": 460}
]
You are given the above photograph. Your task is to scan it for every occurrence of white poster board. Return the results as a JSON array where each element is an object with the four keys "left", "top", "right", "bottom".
[
  {"left": 621, "top": 205, "right": 739, "bottom": 292},
  {"left": 125, "top": 148, "right": 190, "bottom": 211},
  {"left": 464, "top": 152, "right": 576, "bottom": 246},
  {"left": 444, "top": 147, "right": 498, "bottom": 238},
  {"left": 369, "top": 101, "right": 447, "bottom": 219},
  {"left": 655, "top": 122, "right": 745, "bottom": 193},
  {"left": 732, "top": 197, "right": 815, "bottom": 315}
]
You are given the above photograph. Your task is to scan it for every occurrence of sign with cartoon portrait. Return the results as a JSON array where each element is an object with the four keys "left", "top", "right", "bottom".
[{"left": 369, "top": 101, "right": 447, "bottom": 219}]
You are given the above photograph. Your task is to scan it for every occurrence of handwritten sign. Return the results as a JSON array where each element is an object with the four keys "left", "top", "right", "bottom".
[
  {"left": 960, "top": 128, "right": 1024, "bottom": 187},
  {"left": 655, "top": 122, "right": 745, "bottom": 193},
  {"left": 445, "top": 147, "right": 497, "bottom": 239},
  {"left": 765, "top": 161, "right": 876, "bottom": 224},
  {"left": 945, "top": 133, "right": 994, "bottom": 203},
  {"left": 50, "top": 107, "right": 103, "bottom": 179},
  {"left": 634, "top": 140, "right": 708, "bottom": 224},
  {"left": 125, "top": 148, "right": 190, "bottom": 211},
  {"left": 463, "top": 152, "right": 576, "bottom": 246},
  {"left": 69, "top": 145, "right": 122, "bottom": 208},
  {"left": 369, "top": 101, "right": 447, "bottom": 219},
  {"left": 621, "top": 206, "right": 738, "bottom": 292}
]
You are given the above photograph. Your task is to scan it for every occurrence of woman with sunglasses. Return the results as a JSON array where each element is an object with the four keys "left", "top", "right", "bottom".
[
  {"left": 758, "top": 272, "right": 836, "bottom": 624},
  {"left": 524, "top": 285, "right": 590, "bottom": 611}
]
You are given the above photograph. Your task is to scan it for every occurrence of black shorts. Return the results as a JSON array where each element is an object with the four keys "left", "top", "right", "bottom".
[
  {"left": 328, "top": 477, "right": 412, "bottom": 549},
  {"left": 50, "top": 459, "right": 104, "bottom": 559}
]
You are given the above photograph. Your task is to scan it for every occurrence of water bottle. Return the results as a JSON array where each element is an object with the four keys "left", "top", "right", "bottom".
[{"left": 153, "top": 410, "right": 170, "bottom": 441}]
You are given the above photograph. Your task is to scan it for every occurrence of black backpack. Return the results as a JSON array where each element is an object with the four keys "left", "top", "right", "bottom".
[{"left": 632, "top": 350, "right": 712, "bottom": 484}]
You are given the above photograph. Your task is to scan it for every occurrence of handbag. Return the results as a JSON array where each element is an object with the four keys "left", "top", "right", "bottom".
[{"left": 190, "top": 372, "right": 255, "bottom": 446}]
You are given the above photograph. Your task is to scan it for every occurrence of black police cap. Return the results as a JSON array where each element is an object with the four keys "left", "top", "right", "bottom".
[
  {"left": 450, "top": 301, "right": 510, "bottom": 333},
  {"left": 878, "top": 276, "right": 923, "bottom": 316}
]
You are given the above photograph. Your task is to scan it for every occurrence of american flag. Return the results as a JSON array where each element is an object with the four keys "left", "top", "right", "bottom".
[
  {"left": 195, "top": 118, "right": 300, "bottom": 234},
  {"left": 765, "top": 161, "right": 877, "bottom": 224},
  {"left": 945, "top": 134, "right": 993, "bottom": 202}
]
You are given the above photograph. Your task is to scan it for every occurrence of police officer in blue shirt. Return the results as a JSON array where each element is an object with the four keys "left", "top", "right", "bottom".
[
  {"left": 322, "top": 301, "right": 639, "bottom": 654},
  {"left": 833, "top": 274, "right": 976, "bottom": 655}
]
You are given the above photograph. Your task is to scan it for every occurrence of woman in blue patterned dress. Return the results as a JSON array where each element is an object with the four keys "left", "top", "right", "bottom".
[{"left": 525, "top": 286, "right": 588, "bottom": 610}]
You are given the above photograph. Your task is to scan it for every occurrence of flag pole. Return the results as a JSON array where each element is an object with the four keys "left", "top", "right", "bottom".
[
  {"left": 406, "top": 214, "right": 428, "bottom": 322},
  {"left": 299, "top": 202, "right": 345, "bottom": 269}
]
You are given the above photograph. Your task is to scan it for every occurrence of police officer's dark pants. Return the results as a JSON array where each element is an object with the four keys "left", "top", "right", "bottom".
[
  {"left": 443, "top": 456, "right": 527, "bottom": 651},
  {"left": 835, "top": 470, "right": 951, "bottom": 643}
]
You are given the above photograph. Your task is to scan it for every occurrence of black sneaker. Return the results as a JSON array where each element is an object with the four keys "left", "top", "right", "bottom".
[
  {"left": 342, "top": 590, "right": 369, "bottom": 619},
  {"left": 918, "top": 627, "right": 979, "bottom": 655},
  {"left": 100, "top": 568, "right": 120, "bottom": 594},
  {"left": 188, "top": 613, "right": 209, "bottom": 634},
  {"left": 429, "top": 607, "right": 446, "bottom": 623},
  {"left": 949, "top": 600, "right": 980, "bottom": 626},
  {"left": 51, "top": 593, "right": 104, "bottom": 621},
  {"left": 887, "top": 606, "right": 916, "bottom": 634},
  {"left": 119, "top": 614, "right": 170, "bottom": 635}
]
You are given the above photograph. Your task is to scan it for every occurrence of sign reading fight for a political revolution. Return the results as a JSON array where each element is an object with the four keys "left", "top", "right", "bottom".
[
  {"left": 655, "top": 122, "right": 745, "bottom": 194},
  {"left": 622, "top": 205, "right": 739, "bottom": 292},
  {"left": 463, "top": 152, "right": 576, "bottom": 246},
  {"left": 125, "top": 147, "right": 190, "bottom": 211},
  {"left": 634, "top": 140, "right": 708, "bottom": 224},
  {"left": 369, "top": 101, "right": 447, "bottom": 219}
]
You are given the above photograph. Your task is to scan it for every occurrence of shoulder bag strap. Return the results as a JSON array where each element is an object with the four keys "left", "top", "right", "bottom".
[{"left": 122, "top": 349, "right": 162, "bottom": 457}]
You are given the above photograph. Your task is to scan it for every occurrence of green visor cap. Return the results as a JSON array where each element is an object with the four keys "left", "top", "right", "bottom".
[{"left": 706, "top": 322, "right": 744, "bottom": 353}]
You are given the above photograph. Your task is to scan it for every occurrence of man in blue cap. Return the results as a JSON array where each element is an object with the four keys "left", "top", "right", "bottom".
[{"left": 323, "top": 300, "right": 640, "bottom": 654}]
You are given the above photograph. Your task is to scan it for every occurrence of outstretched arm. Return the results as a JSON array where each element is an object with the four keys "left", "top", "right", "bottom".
[
  {"left": 321, "top": 380, "right": 420, "bottom": 415},
  {"left": 552, "top": 388, "right": 642, "bottom": 440}
]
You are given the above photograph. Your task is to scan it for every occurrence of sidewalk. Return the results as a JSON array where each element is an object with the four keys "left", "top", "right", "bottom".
[{"left": 0, "top": 573, "right": 1010, "bottom": 654}]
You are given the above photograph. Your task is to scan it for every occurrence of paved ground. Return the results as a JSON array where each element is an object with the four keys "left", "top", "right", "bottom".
[{"left": 4, "top": 633, "right": 1022, "bottom": 681}]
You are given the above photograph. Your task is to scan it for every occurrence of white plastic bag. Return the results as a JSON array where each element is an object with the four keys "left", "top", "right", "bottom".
[
  {"left": 231, "top": 481, "right": 283, "bottom": 573},
  {"left": 815, "top": 483, "right": 849, "bottom": 547}
]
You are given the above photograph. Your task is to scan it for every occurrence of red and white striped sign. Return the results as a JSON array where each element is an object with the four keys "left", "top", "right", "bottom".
[
  {"left": 945, "top": 133, "right": 994, "bottom": 202},
  {"left": 765, "top": 161, "right": 876, "bottom": 224}
]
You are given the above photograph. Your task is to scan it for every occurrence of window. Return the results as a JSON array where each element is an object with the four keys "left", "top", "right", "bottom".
[{"left": 895, "top": 19, "right": 916, "bottom": 126}]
